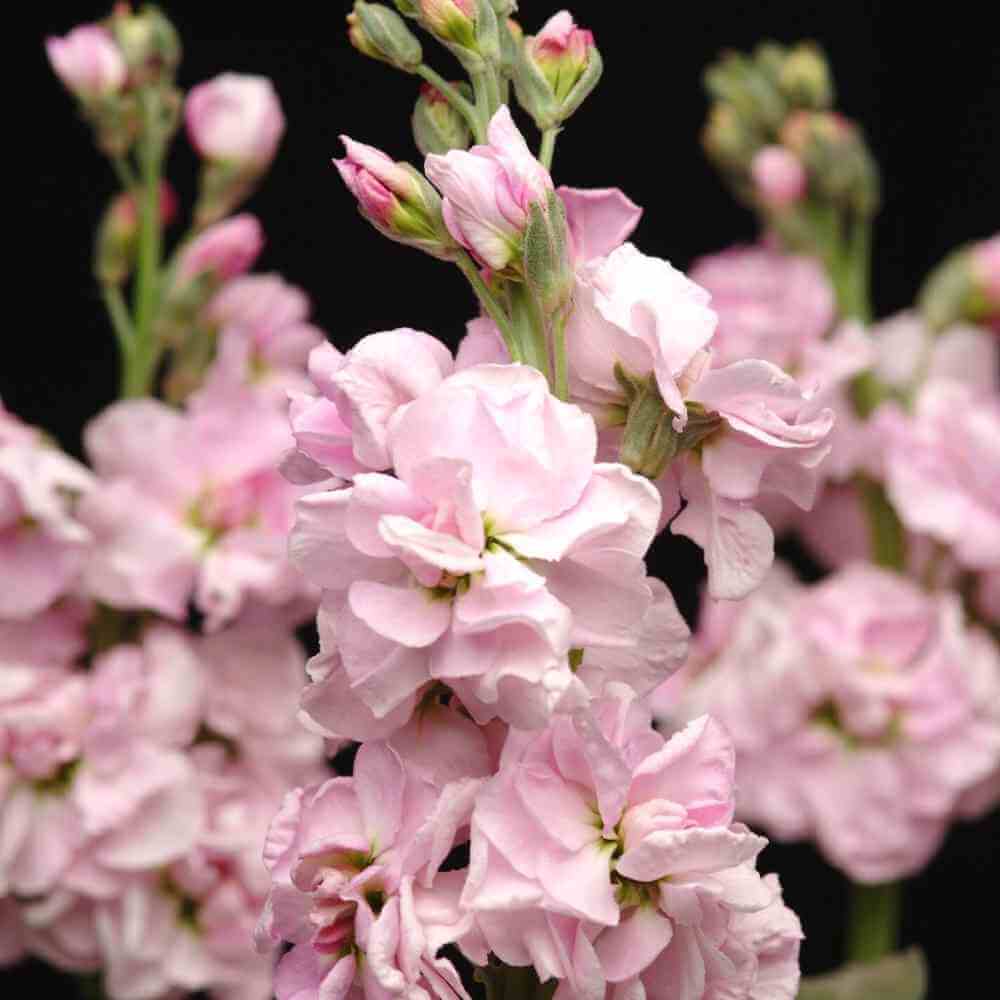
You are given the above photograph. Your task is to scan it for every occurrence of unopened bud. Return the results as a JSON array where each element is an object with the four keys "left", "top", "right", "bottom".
[
  {"left": 46, "top": 24, "right": 127, "bottom": 101},
  {"left": 704, "top": 50, "right": 787, "bottom": 133},
  {"left": 95, "top": 182, "right": 178, "bottom": 285},
  {"left": 779, "top": 42, "right": 833, "bottom": 109},
  {"left": 701, "top": 103, "right": 758, "bottom": 170},
  {"left": 919, "top": 236, "right": 1000, "bottom": 333},
  {"left": 110, "top": 5, "right": 182, "bottom": 86},
  {"left": 514, "top": 11, "right": 602, "bottom": 129},
  {"left": 335, "top": 136, "right": 456, "bottom": 259},
  {"left": 523, "top": 190, "right": 573, "bottom": 313},
  {"left": 348, "top": 2, "right": 423, "bottom": 73},
  {"left": 751, "top": 145, "right": 806, "bottom": 209},
  {"left": 412, "top": 82, "right": 472, "bottom": 155},
  {"left": 418, "top": 0, "right": 478, "bottom": 51}
]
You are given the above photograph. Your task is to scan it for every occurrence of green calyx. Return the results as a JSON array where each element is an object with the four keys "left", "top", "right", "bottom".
[{"left": 615, "top": 365, "right": 722, "bottom": 480}]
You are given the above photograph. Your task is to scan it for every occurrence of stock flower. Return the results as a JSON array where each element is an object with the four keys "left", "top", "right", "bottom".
[
  {"left": 78, "top": 392, "right": 312, "bottom": 629},
  {"left": 285, "top": 330, "right": 455, "bottom": 483},
  {"left": 256, "top": 740, "right": 481, "bottom": 1000},
  {"left": 526, "top": 12, "right": 596, "bottom": 103},
  {"left": 688, "top": 245, "right": 835, "bottom": 370},
  {"left": 666, "top": 563, "right": 1000, "bottom": 883},
  {"left": 185, "top": 73, "right": 286, "bottom": 168},
  {"left": 1, "top": 405, "right": 93, "bottom": 619},
  {"left": 291, "top": 364, "right": 683, "bottom": 731},
  {"left": 558, "top": 185, "right": 643, "bottom": 266},
  {"left": 175, "top": 213, "right": 265, "bottom": 285},
  {"left": 462, "top": 689, "right": 799, "bottom": 998},
  {"left": 877, "top": 377, "right": 1000, "bottom": 571},
  {"left": 45, "top": 24, "right": 127, "bottom": 100},
  {"left": 425, "top": 106, "right": 553, "bottom": 270}
]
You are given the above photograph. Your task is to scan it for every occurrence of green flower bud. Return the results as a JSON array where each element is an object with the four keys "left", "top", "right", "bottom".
[
  {"left": 412, "top": 81, "right": 472, "bottom": 155},
  {"left": 348, "top": 2, "right": 423, "bottom": 73}
]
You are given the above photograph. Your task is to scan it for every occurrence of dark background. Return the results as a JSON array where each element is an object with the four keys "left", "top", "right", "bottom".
[{"left": 12, "top": 1, "right": 1000, "bottom": 996}]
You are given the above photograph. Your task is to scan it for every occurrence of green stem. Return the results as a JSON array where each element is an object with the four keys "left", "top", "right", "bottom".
[
  {"left": 551, "top": 309, "right": 569, "bottom": 401},
  {"left": 456, "top": 253, "right": 519, "bottom": 360},
  {"left": 846, "top": 882, "right": 901, "bottom": 964},
  {"left": 416, "top": 64, "right": 483, "bottom": 142},
  {"left": 858, "top": 476, "right": 907, "bottom": 571},
  {"left": 538, "top": 128, "right": 559, "bottom": 171},
  {"left": 101, "top": 283, "right": 135, "bottom": 374},
  {"left": 125, "top": 88, "right": 166, "bottom": 397},
  {"left": 507, "top": 282, "right": 552, "bottom": 383},
  {"left": 111, "top": 154, "right": 137, "bottom": 190}
]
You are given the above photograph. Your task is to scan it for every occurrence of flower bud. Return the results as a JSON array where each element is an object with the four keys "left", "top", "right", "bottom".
[
  {"left": 523, "top": 190, "right": 573, "bottom": 314},
  {"left": 418, "top": 0, "right": 478, "bottom": 51},
  {"left": 347, "top": 2, "right": 423, "bottom": 73},
  {"left": 335, "top": 136, "right": 455, "bottom": 259},
  {"left": 704, "top": 50, "right": 787, "bottom": 133},
  {"left": 701, "top": 103, "right": 758, "bottom": 170},
  {"left": 95, "top": 182, "right": 178, "bottom": 286},
  {"left": 778, "top": 42, "right": 834, "bottom": 109},
  {"left": 109, "top": 5, "right": 182, "bottom": 86},
  {"left": 751, "top": 145, "right": 806, "bottom": 209},
  {"left": 412, "top": 82, "right": 472, "bottom": 155},
  {"left": 919, "top": 235, "right": 1000, "bottom": 333},
  {"left": 175, "top": 214, "right": 265, "bottom": 286},
  {"left": 45, "top": 24, "right": 127, "bottom": 101},
  {"left": 514, "top": 11, "right": 602, "bottom": 129}
]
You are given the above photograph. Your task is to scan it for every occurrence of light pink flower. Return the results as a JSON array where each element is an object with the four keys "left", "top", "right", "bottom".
[
  {"left": 425, "top": 106, "right": 553, "bottom": 270},
  {"left": 688, "top": 245, "right": 835, "bottom": 370},
  {"left": 286, "top": 330, "right": 455, "bottom": 483},
  {"left": 175, "top": 213, "right": 265, "bottom": 284},
  {"left": 18, "top": 890, "right": 101, "bottom": 974},
  {"left": 877, "top": 377, "right": 1000, "bottom": 571},
  {"left": 1, "top": 411, "right": 93, "bottom": 619},
  {"left": 668, "top": 563, "right": 1000, "bottom": 883},
  {"left": 751, "top": 146, "right": 807, "bottom": 208},
  {"left": 462, "top": 689, "right": 788, "bottom": 998},
  {"left": 79, "top": 392, "right": 311, "bottom": 628},
  {"left": 566, "top": 242, "right": 717, "bottom": 424},
  {"left": 185, "top": 73, "right": 285, "bottom": 167},
  {"left": 291, "top": 364, "right": 683, "bottom": 731},
  {"left": 257, "top": 741, "right": 480, "bottom": 1000},
  {"left": 45, "top": 24, "right": 126, "bottom": 99},
  {"left": 558, "top": 186, "right": 642, "bottom": 266}
]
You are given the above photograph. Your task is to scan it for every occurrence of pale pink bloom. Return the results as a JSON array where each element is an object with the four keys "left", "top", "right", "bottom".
[
  {"left": 672, "top": 361, "right": 833, "bottom": 599},
  {"left": 425, "top": 106, "right": 553, "bottom": 270},
  {"left": 670, "top": 563, "right": 1000, "bottom": 883},
  {"left": 79, "top": 393, "right": 309, "bottom": 628},
  {"left": 751, "top": 146, "right": 807, "bottom": 208},
  {"left": 286, "top": 330, "right": 455, "bottom": 484},
  {"left": 257, "top": 741, "right": 479, "bottom": 1000},
  {"left": 0, "top": 600, "right": 90, "bottom": 673},
  {"left": 558, "top": 186, "right": 643, "bottom": 266},
  {"left": 462, "top": 690, "right": 786, "bottom": 998},
  {"left": 688, "top": 245, "right": 835, "bottom": 369},
  {"left": 175, "top": 213, "right": 265, "bottom": 284},
  {"left": 185, "top": 73, "right": 285, "bottom": 167},
  {"left": 566, "top": 243, "right": 717, "bottom": 425},
  {"left": 45, "top": 24, "right": 126, "bottom": 99},
  {"left": 455, "top": 317, "right": 510, "bottom": 369},
  {"left": 197, "top": 274, "right": 324, "bottom": 405},
  {"left": 877, "top": 378, "right": 1000, "bottom": 570},
  {"left": 0, "top": 413, "right": 93, "bottom": 619},
  {"left": 19, "top": 890, "right": 101, "bottom": 974},
  {"left": 291, "top": 364, "right": 682, "bottom": 730}
]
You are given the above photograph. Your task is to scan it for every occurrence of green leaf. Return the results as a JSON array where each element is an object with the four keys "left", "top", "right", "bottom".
[{"left": 798, "top": 949, "right": 928, "bottom": 1000}]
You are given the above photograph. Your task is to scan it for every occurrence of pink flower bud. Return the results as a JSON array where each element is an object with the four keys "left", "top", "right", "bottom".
[
  {"left": 528, "top": 10, "right": 595, "bottom": 101},
  {"left": 334, "top": 136, "right": 423, "bottom": 230},
  {"left": 45, "top": 24, "right": 127, "bottom": 99},
  {"left": 185, "top": 73, "right": 285, "bottom": 169},
  {"left": 972, "top": 234, "right": 1000, "bottom": 312},
  {"left": 751, "top": 145, "right": 807, "bottom": 208},
  {"left": 176, "top": 214, "right": 265, "bottom": 284},
  {"left": 419, "top": 0, "right": 476, "bottom": 49}
]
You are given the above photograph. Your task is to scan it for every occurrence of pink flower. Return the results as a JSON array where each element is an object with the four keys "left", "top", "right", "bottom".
[
  {"left": 185, "top": 73, "right": 285, "bottom": 167},
  {"left": 257, "top": 741, "right": 480, "bottom": 1000},
  {"left": 291, "top": 364, "right": 683, "bottom": 731},
  {"left": 751, "top": 146, "right": 807, "bottom": 208},
  {"left": 175, "top": 213, "right": 265, "bottom": 284},
  {"left": 1, "top": 410, "right": 93, "bottom": 619},
  {"left": 462, "top": 689, "right": 791, "bottom": 998},
  {"left": 425, "top": 106, "right": 553, "bottom": 270},
  {"left": 877, "top": 378, "right": 1000, "bottom": 571},
  {"left": 688, "top": 245, "right": 835, "bottom": 369},
  {"left": 45, "top": 24, "right": 126, "bottom": 99},
  {"left": 566, "top": 243, "right": 718, "bottom": 425},
  {"left": 558, "top": 185, "right": 643, "bottom": 266},
  {"left": 286, "top": 330, "right": 455, "bottom": 483},
  {"left": 78, "top": 393, "right": 311, "bottom": 628},
  {"left": 669, "top": 563, "right": 1000, "bottom": 882}
]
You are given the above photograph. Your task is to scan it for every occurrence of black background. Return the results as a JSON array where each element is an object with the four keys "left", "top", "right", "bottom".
[{"left": 11, "top": 2, "right": 1000, "bottom": 996}]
